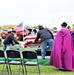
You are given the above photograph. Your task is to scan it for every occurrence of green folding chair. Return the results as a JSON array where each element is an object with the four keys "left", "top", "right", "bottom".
[
  {"left": 6, "top": 50, "right": 24, "bottom": 75},
  {"left": 22, "top": 50, "right": 40, "bottom": 75}
]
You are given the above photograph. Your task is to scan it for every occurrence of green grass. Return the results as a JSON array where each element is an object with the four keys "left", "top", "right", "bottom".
[
  {"left": 0, "top": 43, "right": 74, "bottom": 75},
  {"left": 0, "top": 65, "right": 74, "bottom": 75}
]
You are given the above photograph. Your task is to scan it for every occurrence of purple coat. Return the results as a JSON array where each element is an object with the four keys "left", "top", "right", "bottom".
[{"left": 49, "top": 28, "right": 73, "bottom": 70}]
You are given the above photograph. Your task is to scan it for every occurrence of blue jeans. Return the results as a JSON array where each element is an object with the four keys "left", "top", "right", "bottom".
[
  {"left": 41, "top": 39, "right": 54, "bottom": 58},
  {"left": 3, "top": 44, "right": 11, "bottom": 51}
]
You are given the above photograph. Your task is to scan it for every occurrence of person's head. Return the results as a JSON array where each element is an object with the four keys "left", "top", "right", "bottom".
[
  {"left": 11, "top": 30, "right": 16, "bottom": 35},
  {"left": 61, "top": 22, "right": 67, "bottom": 28},
  {"left": 38, "top": 25, "right": 44, "bottom": 30},
  {"left": 12, "top": 28, "right": 14, "bottom": 30},
  {"left": 67, "top": 26, "right": 70, "bottom": 29},
  {"left": 67, "top": 25, "right": 71, "bottom": 31}
]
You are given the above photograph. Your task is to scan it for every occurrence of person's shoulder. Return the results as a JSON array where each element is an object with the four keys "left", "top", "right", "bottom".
[
  {"left": 45, "top": 28, "right": 49, "bottom": 30},
  {"left": 45, "top": 28, "right": 51, "bottom": 32},
  {"left": 71, "top": 30, "right": 74, "bottom": 34},
  {"left": 8, "top": 33, "right": 14, "bottom": 37},
  {"left": 71, "top": 30, "right": 74, "bottom": 32}
]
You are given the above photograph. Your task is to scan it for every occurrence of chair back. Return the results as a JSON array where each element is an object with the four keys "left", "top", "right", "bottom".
[
  {"left": 6, "top": 50, "right": 20, "bottom": 58},
  {"left": 22, "top": 50, "right": 37, "bottom": 59},
  {"left": 0, "top": 50, "right": 5, "bottom": 57}
]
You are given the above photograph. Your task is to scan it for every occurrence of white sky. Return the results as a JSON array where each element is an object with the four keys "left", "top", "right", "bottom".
[{"left": 0, "top": 0, "right": 74, "bottom": 29}]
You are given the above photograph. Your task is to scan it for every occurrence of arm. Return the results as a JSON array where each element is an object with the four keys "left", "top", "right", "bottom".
[
  {"left": 11, "top": 34, "right": 20, "bottom": 44},
  {"left": 34, "top": 32, "right": 40, "bottom": 43},
  {"left": 11, "top": 41, "right": 14, "bottom": 46},
  {"left": 13, "top": 39, "right": 19, "bottom": 44}
]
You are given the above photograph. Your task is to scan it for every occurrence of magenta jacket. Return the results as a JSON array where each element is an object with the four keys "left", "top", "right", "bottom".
[{"left": 49, "top": 28, "right": 73, "bottom": 70}]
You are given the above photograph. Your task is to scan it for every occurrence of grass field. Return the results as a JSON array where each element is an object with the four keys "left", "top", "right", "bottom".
[
  {"left": 0, "top": 43, "right": 74, "bottom": 75},
  {"left": 0, "top": 65, "right": 74, "bottom": 75}
]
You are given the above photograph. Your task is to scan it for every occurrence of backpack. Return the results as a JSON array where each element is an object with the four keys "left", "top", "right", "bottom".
[{"left": 71, "top": 30, "right": 74, "bottom": 41}]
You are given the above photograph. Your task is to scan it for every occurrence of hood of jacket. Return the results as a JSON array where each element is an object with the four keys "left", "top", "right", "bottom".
[{"left": 58, "top": 28, "right": 69, "bottom": 37}]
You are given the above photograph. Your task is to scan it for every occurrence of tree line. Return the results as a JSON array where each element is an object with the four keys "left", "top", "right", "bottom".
[{"left": 0, "top": 24, "right": 39, "bottom": 30}]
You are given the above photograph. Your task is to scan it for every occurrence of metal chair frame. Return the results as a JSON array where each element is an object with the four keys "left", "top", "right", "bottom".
[
  {"left": 6, "top": 50, "right": 24, "bottom": 75},
  {"left": 0, "top": 50, "right": 9, "bottom": 75},
  {"left": 22, "top": 50, "right": 40, "bottom": 75}
]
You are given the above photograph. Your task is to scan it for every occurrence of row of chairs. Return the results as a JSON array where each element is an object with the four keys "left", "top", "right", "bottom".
[{"left": 0, "top": 50, "right": 40, "bottom": 75}]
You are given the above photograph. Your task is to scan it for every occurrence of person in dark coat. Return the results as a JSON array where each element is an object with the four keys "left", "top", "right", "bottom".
[
  {"left": 3, "top": 30, "right": 20, "bottom": 51},
  {"left": 34, "top": 25, "right": 54, "bottom": 59}
]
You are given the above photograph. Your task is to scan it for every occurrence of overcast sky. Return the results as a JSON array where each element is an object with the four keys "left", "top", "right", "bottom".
[{"left": 0, "top": 0, "right": 74, "bottom": 29}]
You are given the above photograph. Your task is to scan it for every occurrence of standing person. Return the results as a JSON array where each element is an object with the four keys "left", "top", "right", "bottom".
[
  {"left": 49, "top": 22, "right": 73, "bottom": 71},
  {"left": 70, "top": 24, "right": 74, "bottom": 47},
  {"left": 34, "top": 25, "right": 54, "bottom": 59},
  {"left": 67, "top": 25, "right": 71, "bottom": 32},
  {"left": 3, "top": 30, "right": 20, "bottom": 51}
]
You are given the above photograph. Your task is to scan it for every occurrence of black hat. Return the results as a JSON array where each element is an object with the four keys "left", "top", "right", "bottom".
[
  {"left": 61, "top": 22, "right": 67, "bottom": 27},
  {"left": 12, "top": 30, "right": 16, "bottom": 33},
  {"left": 38, "top": 25, "right": 44, "bottom": 30}
]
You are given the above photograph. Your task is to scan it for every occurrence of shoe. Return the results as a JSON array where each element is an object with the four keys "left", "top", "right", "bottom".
[
  {"left": 62, "top": 69, "right": 72, "bottom": 71},
  {"left": 59, "top": 69, "right": 63, "bottom": 71},
  {"left": 59, "top": 69, "right": 71, "bottom": 71}
]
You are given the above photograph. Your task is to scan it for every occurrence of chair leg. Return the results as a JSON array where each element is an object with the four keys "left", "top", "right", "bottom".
[
  {"left": 22, "top": 64, "right": 24, "bottom": 75},
  {"left": 18, "top": 65, "right": 21, "bottom": 75},
  {"left": 38, "top": 65, "right": 40, "bottom": 75},
  {"left": 6, "top": 64, "right": 9, "bottom": 74},
  {"left": 8, "top": 64, "right": 12, "bottom": 74},
  {"left": 24, "top": 65, "right": 27, "bottom": 75},
  {"left": 37, "top": 65, "right": 40, "bottom": 75},
  {"left": 2, "top": 64, "right": 5, "bottom": 75},
  {"left": 2, "top": 64, "right": 9, "bottom": 75},
  {"left": 18, "top": 64, "right": 25, "bottom": 75}
]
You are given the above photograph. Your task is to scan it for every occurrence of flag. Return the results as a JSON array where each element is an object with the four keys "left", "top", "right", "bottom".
[
  {"left": 14, "top": 22, "right": 24, "bottom": 41},
  {"left": 14, "top": 22, "right": 23, "bottom": 30},
  {"left": 16, "top": 22, "right": 23, "bottom": 27}
]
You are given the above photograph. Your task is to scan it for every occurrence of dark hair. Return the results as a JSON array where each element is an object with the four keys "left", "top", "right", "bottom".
[
  {"left": 67, "top": 26, "right": 71, "bottom": 29},
  {"left": 61, "top": 22, "right": 67, "bottom": 27}
]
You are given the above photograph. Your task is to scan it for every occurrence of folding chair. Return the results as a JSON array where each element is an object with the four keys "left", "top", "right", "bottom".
[
  {"left": 0, "top": 50, "right": 9, "bottom": 75},
  {"left": 6, "top": 50, "right": 23, "bottom": 75},
  {"left": 22, "top": 50, "right": 40, "bottom": 75}
]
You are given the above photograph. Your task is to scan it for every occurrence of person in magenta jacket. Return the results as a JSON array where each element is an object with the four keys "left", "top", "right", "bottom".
[{"left": 49, "top": 22, "right": 73, "bottom": 71}]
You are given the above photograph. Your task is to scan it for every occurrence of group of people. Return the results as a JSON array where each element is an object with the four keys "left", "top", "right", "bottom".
[
  {"left": 49, "top": 22, "right": 74, "bottom": 71},
  {"left": 34, "top": 22, "right": 74, "bottom": 71},
  {"left": 2, "top": 22, "right": 74, "bottom": 71}
]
